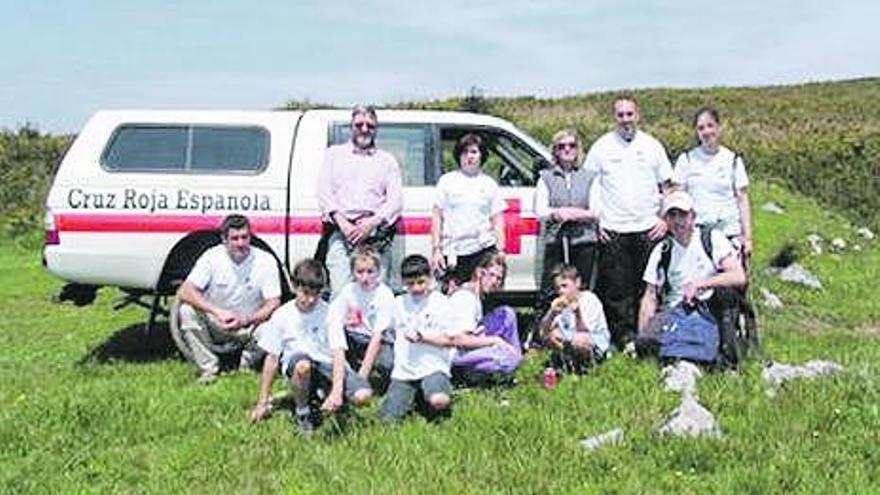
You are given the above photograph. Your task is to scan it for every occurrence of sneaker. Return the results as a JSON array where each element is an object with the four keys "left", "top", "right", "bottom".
[
  {"left": 197, "top": 370, "right": 218, "bottom": 385},
  {"left": 293, "top": 411, "right": 315, "bottom": 438}
]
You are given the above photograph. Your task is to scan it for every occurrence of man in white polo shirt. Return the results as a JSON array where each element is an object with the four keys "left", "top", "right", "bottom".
[
  {"left": 177, "top": 214, "right": 282, "bottom": 384},
  {"left": 584, "top": 96, "right": 673, "bottom": 350}
]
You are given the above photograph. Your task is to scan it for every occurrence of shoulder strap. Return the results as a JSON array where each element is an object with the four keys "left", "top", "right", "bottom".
[
  {"left": 658, "top": 236, "right": 673, "bottom": 297},
  {"left": 700, "top": 225, "right": 714, "bottom": 263},
  {"left": 730, "top": 151, "right": 742, "bottom": 194}
]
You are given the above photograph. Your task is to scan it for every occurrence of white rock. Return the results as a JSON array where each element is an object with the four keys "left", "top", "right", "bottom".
[
  {"left": 856, "top": 227, "right": 875, "bottom": 240},
  {"left": 777, "top": 263, "right": 823, "bottom": 290},
  {"left": 806, "top": 234, "right": 823, "bottom": 255},
  {"left": 762, "top": 202, "right": 785, "bottom": 214},
  {"left": 762, "top": 360, "right": 845, "bottom": 392},
  {"left": 662, "top": 361, "right": 703, "bottom": 396},
  {"left": 830, "top": 238, "right": 846, "bottom": 252},
  {"left": 760, "top": 287, "right": 784, "bottom": 309},
  {"left": 580, "top": 427, "right": 624, "bottom": 451},
  {"left": 659, "top": 395, "right": 721, "bottom": 438},
  {"left": 854, "top": 244, "right": 862, "bottom": 252}
]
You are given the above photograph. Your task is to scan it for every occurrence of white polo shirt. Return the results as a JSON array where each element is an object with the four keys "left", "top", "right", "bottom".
[
  {"left": 186, "top": 245, "right": 280, "bottom": 316},
  {"left": 584, "top": 130, "right": 673, "bottom": 233},
  {"left": 672, "top": 145, "right": 749, "bottom": 237}
]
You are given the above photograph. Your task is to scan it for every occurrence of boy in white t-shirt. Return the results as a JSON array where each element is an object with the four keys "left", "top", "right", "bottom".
[
  {"left": 540, "top": 264, "right": 610, "bottom": 374},
  {"left": 250, "top": 259, "right": 372, "bottom": 436},
  {"left": 381, "top": 255, "right": 454, "bottom": 422},
  {"left": 327, "top": 247, "right": 396, "bottom": 388}
]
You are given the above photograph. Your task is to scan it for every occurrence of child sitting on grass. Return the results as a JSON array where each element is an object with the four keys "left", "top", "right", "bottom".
[
  {"left": 328, "top": 247, "right": 396, "bottom": 389},
  {"left": 448, "top": 252, "right": 523, "bottom": 386},
  {"left": 381, "top": 255, "right": 453, "bottom": 422},
  {"left": 540, "top": 264, "right": 610, "bottom": 374},
  {"left": 250, "top": 259, "right": 372, "bottom": 436}
]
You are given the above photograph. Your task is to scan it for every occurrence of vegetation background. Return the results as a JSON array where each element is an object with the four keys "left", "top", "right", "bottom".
[{"left": 1, "top": 78, "right": 879, "bottom": 493}]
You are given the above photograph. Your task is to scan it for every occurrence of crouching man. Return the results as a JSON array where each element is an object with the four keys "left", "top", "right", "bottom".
[
  {"left": 177, "top": 214, "right": 281, "bottom": 384},
  {"left": 638, "top": 191, "right": 746, "bottom": 363}
]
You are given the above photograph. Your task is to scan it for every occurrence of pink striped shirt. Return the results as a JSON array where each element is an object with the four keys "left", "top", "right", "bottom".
[{"left": 317, "top": 141, "right": 403, "bottom": 225}]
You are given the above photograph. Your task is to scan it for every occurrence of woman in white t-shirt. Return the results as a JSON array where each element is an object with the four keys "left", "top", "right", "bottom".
[
  {"left": 672, "top": 107, "right": 753, "bottom": 256},
  {"left": 431, "top": 133, "right": 506, "bottom": 289}
]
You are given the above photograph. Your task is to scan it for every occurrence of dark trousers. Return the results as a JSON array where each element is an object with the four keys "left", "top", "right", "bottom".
[
  {"left": 596, "top": 230, "right": 657, "bottom": 348},
  {"left": 537, "top": 241, "right": 598, "bottom": 315}
]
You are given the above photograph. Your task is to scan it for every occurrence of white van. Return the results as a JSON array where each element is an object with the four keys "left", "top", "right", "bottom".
[{"left": 43, "top": 109, "right": 552, "bottom": 324}]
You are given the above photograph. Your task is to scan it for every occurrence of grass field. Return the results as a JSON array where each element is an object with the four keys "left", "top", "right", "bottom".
[{"left": 2, "top": 181, "right": 879, "bottom": 494}]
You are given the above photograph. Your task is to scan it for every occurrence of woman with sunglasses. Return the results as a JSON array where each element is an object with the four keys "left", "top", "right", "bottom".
[
  {"left": 672, "top": 107, "right": 753, "bottom": 257},
  {"left": 431, "top": 133, "right": 506, "bottom": 292},
  {"left": 533, "top": 129, "right": 599, "bottom": 320}
]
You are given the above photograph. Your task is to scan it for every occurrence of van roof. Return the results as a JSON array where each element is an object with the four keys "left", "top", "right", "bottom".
[{"left": 92, "top": 108, "right": 515, "bottom": 126}]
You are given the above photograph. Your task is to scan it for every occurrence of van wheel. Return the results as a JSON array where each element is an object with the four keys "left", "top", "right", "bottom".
[{"left": 168, "top": 296, "right": 244, "bottom": 362}]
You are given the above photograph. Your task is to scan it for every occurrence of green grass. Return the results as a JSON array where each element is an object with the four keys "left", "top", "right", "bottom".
[{"left": 2, "top": 183, "right": 879, "bottom": 494}]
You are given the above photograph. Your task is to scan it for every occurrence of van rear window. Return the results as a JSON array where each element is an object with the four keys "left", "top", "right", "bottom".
[{"left": 102, "top": 125, "right": 269, "bottom": 173}]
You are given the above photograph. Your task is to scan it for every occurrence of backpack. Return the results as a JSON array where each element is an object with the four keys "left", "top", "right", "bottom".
[{"left": 658, "top": 302, "right": 719, "bottom": 364}]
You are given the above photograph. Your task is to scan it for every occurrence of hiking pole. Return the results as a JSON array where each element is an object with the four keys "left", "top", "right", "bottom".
[{"left": 562, "top": 234, "right": 571, "bottom": 265}]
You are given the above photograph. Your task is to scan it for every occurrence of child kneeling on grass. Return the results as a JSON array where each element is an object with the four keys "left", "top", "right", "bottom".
[
  {"left": 328, "top": 247, "right": 396, "bottom": 390},
  {"left": 381, "top": 255, "right": 453, "bottom": 422},
  {"left": 540, "top": 264, "right": 610, "bottom": 374},
  {"left": 250, "top": 259, "right": 372, "bottom": 436}
]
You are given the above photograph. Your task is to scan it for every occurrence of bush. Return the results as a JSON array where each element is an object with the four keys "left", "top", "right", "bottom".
[{"left": 0, "top": 127, "right": 71, "bottom": 247}]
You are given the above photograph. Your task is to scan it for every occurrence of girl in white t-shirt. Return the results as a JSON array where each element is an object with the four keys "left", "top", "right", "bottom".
[
  {"left": 672, "top": 107, "right": 753, "bottom": 256},
  {"left": 431, "top": 133, "right": 507, "bottom": 291}
]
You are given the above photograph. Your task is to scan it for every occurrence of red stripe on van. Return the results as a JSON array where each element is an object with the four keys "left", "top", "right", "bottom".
[
  {"left": 54, "top": 199, "right": 538, "bottom": 254},
  {"left": 54, "top": 214, "right": 318, "bottom": 234}
]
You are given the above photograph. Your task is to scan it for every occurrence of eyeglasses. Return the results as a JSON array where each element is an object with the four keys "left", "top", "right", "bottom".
[
  {"left": 353, "top": 121, "right": 376, "bottom": 130},
  {"left": 555, "top": 141, "right": 577, "bottom": 150}
]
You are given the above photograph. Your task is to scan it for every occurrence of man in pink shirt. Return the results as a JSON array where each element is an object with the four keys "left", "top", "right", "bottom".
[{"left": 318, "top": 105, "right": 403, "bottom": 293}]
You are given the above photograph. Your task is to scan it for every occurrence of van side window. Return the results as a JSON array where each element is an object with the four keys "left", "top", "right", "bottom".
[
  {"left": 438, "top": 128, "right": 538, "bottom": 187},
  {"left": 330, "top": 124, "right": 429, "bottom": 186},
  {"left": 102, "top": 125, "right": 269, "bottom": 173}
]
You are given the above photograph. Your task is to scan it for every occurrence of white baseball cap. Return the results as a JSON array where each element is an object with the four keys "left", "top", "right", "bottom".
[{"left": 661, "top": 190, "right": 694, "bottom": 216}]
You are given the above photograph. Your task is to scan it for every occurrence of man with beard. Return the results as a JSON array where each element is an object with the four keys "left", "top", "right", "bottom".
[
  {"left": 584, "top": 97, "right": 673, "bottom": 352},
  {"left": 318, "top": 105, "right": 403, "bottom": 294}
]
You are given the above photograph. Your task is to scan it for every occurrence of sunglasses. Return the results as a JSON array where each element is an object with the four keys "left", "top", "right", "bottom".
[
  {"left": 555, "top": 141, "right": 578, "bottom": 150},
  {"left": 353, "top": 121, "right": 376, "bottom": 130}
]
